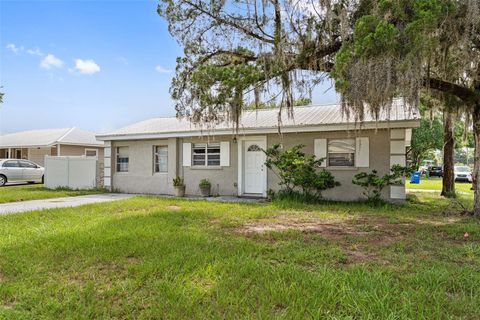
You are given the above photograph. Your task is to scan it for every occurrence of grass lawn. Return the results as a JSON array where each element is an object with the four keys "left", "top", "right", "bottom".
[
  {"left": 0, "top": 193, "right": 479, "bottom": 318},
  {"left": 0, "top": 184, "right": 105, "bottom": 204},
  {"left": 407, "top": 176, "right": 473, "bottom": 194}
]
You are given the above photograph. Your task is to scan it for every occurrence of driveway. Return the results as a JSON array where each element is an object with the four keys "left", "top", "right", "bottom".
[{"left": 0, "top": 193, "right": 133, "bottom": 215}]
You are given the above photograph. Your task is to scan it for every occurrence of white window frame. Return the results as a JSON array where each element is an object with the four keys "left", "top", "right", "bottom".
[
  {"left": 327, "top": 139, "right": 356, "bottom": 167},
  {"left": 116, "top": 147, "right": 129, "bottom": 173},
  {"left": 85, "top": 149, "right": 98, "bottom": 157},
  {"left": 192, "top": 143, "right": 221, "bottom": 167},
  {"left": 153, "top": 145, "right": 168, "bottom": 173}
]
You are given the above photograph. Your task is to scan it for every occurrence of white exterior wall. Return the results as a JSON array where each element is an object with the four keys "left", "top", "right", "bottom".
[
  {"left": 111, "top": 139, "right": 178, "bottom": 194},
  {"left": 105, "top": 128, "right": 408, "bottom": 202}
]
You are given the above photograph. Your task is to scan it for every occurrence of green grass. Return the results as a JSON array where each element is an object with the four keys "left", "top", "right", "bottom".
[
  {"left": 407, "top": 176, "right": 473, "bottom": 194},
  {"left": 0, "top": 184, "right": 105, "bottom": 204},
  {"left": 0, "top": 193, "right": 479, "bottom": 318}
]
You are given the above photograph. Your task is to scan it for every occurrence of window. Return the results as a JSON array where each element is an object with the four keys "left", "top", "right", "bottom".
[
  {"left": 116, "top": 147, "right": 129, "bottom": 172},
  {"left": 85, "top": 149, "right": 98, "bottom": 157},
  {"left": 193, "top": 143, "right": 220, "bottom": 166},
  {"left": 154, "top": 146, "right": 168, "bottom": 173},
  {"left": 19, "top": 160, "right": 37, "bottom": 168},
  {"left": 3, "top": 160, "right": 20, "bottom": 168},
  {"left": 247, "top": 144, "right": 262, "bottom": 152},
  {"left": 328, "top": 139, "right": 355, "bottom": 167}
]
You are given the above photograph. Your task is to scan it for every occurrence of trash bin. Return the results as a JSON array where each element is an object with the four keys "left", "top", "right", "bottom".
[{"left": 410, "top": 171, "right": 421, "bottom": 184}]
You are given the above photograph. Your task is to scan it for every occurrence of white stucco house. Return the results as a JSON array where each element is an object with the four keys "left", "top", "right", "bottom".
[{"left": 96, "top": 101, "right": 419, "bottom": 202}]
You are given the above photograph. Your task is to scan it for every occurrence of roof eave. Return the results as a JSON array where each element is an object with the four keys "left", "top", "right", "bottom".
[{"left": 96, "top": 119, "right": 420, "bottom": 141}]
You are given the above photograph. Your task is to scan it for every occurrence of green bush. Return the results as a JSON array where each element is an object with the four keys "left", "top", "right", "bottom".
[
  {"left": 172, "top": 176, "right": 185, "bottom": 187},
  {"left": 352, "top": 165, "right": 412, "bottom": 204},
  {"left": 199, "top": 179, "right": 211, "bottom": 189},
  {"left": 264, "top": 144, "right": 339, "bottom": 199}
]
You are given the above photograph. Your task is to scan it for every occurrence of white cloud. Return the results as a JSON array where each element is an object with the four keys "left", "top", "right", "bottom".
[
  {"left": 27, "top": 48, "right": 43, "bottom": 56},
  {"left": 6, "top": 43, "right": 23, "bottom": 54},
  {"left": 40, "top": 54, "right": 64, "bottom": 69},
  {"left": 74, "top": 59, "right": 100, "bottom": 74},
  {"left": 155, "top": 65, "right": 172, "bottom": 73}
]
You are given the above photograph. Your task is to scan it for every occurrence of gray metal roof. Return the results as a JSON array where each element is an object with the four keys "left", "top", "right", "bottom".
[
  {"left": 97, "top": 99, "right": 420, "bottom": 139},
  {"left": 0, "top": 127, "right": 104, "bottom": 148}
]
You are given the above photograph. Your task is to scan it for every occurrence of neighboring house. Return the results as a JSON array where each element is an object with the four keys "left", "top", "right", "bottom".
[
  {"left": 0, "top": 128, "right": 104, "bottom": 166},
  {"left": 96, "top": 101, "right": 420, "bottom": 202}
]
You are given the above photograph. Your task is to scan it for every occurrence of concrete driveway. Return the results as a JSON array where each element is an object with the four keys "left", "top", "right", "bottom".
[{"left": 0, "top": 193, "right": 133, "bottom": 215}]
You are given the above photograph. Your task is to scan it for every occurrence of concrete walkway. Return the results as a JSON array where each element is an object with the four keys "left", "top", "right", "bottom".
[
  {"left": 0, "top": 193, "right": 133, "bottom": 215},
  {"left": 406, "top": 188, "right": 470, "bottom": 195}
]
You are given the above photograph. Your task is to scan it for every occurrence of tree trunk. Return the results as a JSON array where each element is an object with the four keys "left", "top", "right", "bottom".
[
  {"left": 473, "top": 105, "right": 480, "bottom": 215},
  {"left": 441, "top": 110, "right": 455, "bottom": 197}
]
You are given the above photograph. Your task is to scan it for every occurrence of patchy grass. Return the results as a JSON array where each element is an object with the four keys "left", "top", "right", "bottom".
[
  {"left": 0, "top": 184, "right": 105, "bottom": 204},
  {"left": 407, "top": 177, "right": 473, "bottom": 194},
  {"left": 0, "top": 193, "right": 479, "bottom": 318}
]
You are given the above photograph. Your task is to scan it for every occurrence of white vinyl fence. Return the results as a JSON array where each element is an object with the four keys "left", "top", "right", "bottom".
[{"left": 44, "top": 156, "right": 98, "bottom": 189}]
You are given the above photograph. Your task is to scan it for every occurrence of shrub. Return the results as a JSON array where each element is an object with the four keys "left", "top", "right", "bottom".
[
  {"left": 199, "top": 179, "right": 211, "bottom": 189},
  {"left": 352, "top": 165, "right": 412, "bottom": 204},
  {"left": 264, "top": 144, "right": 339, "bottom": 199},
  {"left": 172, "top": 176, "right": 184, "bottom": 187}
]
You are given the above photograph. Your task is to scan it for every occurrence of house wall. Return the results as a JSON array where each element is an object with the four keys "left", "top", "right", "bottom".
[
  {"left": 0, "top": 145, "right": 104, "bottom": 166},
  {"left": 58, "top": 144, "right": 105, "bottom": 161},
  {"left": 107, "top": 128, "right": 403, "bottom": 201},
  {"left": 111, "top": 139, "right": 177, "bottom": 194},
  {"left": 27, "top": 147, "right": 52, "bottom": 166},
  {"left": 267, "top": 129, "right": 391, "bottom": 201},
  {"left": 180, "top": 136, "right": 238, "bottom": 196}
]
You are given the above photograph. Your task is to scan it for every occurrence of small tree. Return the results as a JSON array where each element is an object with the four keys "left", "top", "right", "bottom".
[
  {"left": 409, "top": 117, "right": 443, "bottom": 169},
  {"left": 264, "top": 144, "right": 339, "bottom": 199},
  {"left": 353, "top": 165, "right": 412, "bottom": 204}
]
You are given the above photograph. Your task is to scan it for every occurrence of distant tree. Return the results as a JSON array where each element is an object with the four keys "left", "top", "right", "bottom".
[
  {"left": 455, "top": 121, "right": 474, "bottom": 149},
  {"left": 409, "top": 117, "right": 443, "bottom": 168},
  {"left": 294, "top": 97, "right": 312, "bottom": 106},
  {"left": 245, "top": 97, "right": 312, "bottom": 110},
  {"left": 454, "top": 148, "right": 474, "bottom": 166}
]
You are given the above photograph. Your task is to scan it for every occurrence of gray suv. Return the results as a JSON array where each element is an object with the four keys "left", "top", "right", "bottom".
[{"left": 0, "top": 159, "right": 45, "bottom": 186}]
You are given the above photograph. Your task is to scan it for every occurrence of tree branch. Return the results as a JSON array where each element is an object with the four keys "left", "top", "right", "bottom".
[
  {"left": 183, "top": 0, "right": 275, "bottom": 44},
  {"left": 424, "top": 77, "right": 480, "bottom": 104}
]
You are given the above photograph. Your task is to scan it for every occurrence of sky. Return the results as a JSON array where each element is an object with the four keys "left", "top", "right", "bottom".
[{"left": 0, "top": 0, "right": 339, "bottom": 134}]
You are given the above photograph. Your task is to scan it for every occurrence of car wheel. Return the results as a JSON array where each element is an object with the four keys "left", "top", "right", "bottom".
[
  {"left": 41, "top": 175, "right": 44, "bottom": 184},
  {"left": 0, "top": 175, "right": 6, "bottom": 187}
]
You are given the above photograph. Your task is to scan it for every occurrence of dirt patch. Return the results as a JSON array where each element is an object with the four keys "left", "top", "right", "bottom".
[
  {"left": 166, "top": 205, "right": 182, "bottom": 210},
  {"left": 412, "top": 217, "right": 463, "bottom": 226},
  {"left": 0, "top": 300, "right": 15, "bottom": 310},
  {"left": 343, "top": 249, "right": 378, "bottom": 264},
  {"left": 238, "top": 215, "right": 378, "bottom": 239},
  {"left": 235, "top": 215, "right": 419, "bottom": 264},
  {"left": 126, "top": 255, "right": 141, "bottom": 264}
]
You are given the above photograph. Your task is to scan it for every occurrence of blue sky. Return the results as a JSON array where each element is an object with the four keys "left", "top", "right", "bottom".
[{"left": 0, "top": 0, "right": 339, "bottom": 134}]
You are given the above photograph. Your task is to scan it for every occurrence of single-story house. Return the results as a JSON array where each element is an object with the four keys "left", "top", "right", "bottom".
[
  {"left": 0, "top": 127, "right": 104, "bottom": 166},
  {"left": 96, "top": 100, "right": 420, "bottom": 202}
]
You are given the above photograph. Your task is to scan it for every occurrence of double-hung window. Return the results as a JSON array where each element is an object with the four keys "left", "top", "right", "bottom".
[
  {"left": 192, "top": 143, "right": 220, "bottom": 166},
  {"left": 154, "top": 146, "right": 168, "bottom": 173},
  {"left": 328, "top": 139, "right": 355, "bottom": 167},
  {"left": 116, "top": 147, "right": 129, "bottom": 172}
]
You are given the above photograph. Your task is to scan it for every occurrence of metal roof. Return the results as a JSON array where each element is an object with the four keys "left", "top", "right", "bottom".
[
  {"left": 97, "top": 99, "right": 420, "bottom": 139},
  {"left": 0, "top": 127, "right": 104, "bottom": 148}
]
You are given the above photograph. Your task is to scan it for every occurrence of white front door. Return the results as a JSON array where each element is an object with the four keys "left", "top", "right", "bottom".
[{"left": 244, "top": 140, "right": 265, "bottom": 194}]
